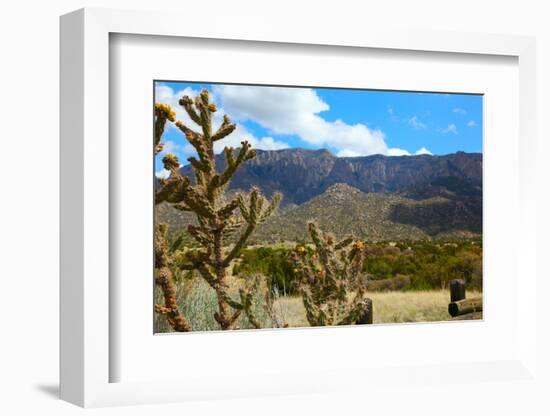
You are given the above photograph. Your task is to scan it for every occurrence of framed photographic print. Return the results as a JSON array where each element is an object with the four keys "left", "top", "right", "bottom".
[
  {"left": 152, "top": 80, "right": 483, "bottom": 334},
  {"left": 60, "top": 7, "right": 538, "bottom": 408}
]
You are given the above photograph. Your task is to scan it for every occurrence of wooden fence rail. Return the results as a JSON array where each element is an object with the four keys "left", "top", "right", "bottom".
[
  {"left": 356, "top": 298, "right": 373, "bottom": 324},
  {"left": 357, "top": 278, "right": 482, "bottom": 325},
  {"left": 448, "top": 279, "right": 483, "bottom": 320}
]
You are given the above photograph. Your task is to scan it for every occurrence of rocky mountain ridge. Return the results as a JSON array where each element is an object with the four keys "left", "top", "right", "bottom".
[{"left": 179, "top": 148, "right": 482, "bottom": 205}]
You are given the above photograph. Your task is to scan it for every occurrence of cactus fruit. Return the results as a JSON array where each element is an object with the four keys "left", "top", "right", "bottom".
[
  {"left": 154, "top": 89, "right": 281, "bottom": 331},
  {"left": 291, "top": 222, "right": 370, "bottom": 327}
]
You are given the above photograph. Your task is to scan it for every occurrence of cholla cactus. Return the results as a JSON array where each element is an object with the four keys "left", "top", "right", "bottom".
[
  {"left": 154, "top": 90, "right": 281, "bottom": 331},
  {"left": 291, "top": 222, "right": 370, "bottom": 327}
]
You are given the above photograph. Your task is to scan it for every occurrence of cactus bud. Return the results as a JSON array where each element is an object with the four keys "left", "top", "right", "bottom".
[
  {"left": 155, "top": 102, "right": 176, "bottom": 122},
  {"left": 179, "top": 96, "right": 193, "bottom": 106},
  {"left": 354, "top": 240, "right": 365, "bottom": 251},
  {"left": 200, "top": 89, "right": 209, "bottom": 104},
  {"left": 162, "top": 153, "right": 180, "bottom": 172}
]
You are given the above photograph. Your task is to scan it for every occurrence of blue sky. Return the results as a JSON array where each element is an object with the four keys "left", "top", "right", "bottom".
[{"left": 154, "top": 81, "right": 482, "bottom": 177}]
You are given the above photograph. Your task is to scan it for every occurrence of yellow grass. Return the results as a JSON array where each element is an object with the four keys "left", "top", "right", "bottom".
[{"left": 275, "top": 290, "right": 482, "bottom": 327}]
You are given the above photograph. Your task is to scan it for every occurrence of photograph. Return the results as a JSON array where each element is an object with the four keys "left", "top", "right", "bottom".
[{"left": 153, "top": 81, "right": 483, "bottom": 333}]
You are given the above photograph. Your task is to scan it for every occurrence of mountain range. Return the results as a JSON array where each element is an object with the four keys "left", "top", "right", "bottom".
[{"left": 157, "top": 148, "right": 482, "bottom": 242}]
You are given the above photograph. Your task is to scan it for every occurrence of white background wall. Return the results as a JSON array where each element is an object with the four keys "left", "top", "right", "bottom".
[{"left": 0, "top": 0, "right": 548, "bottom": 414}]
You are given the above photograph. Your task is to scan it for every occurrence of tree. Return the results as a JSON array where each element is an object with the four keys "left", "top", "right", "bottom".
[{"left": 154, "top": 90, "right": 281, "bottom": 331}]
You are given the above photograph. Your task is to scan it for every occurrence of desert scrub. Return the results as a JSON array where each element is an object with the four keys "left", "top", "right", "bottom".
[
  {"left": 291, "top": 222, "right": 370, "bottom": 327},
  {"left": 154, "top": 274, "right": 219, "bottom": 333},
  {"left": 154, "top": 90, "right": 281, "bottom": 331},
  {"left": 154, "top": 274, "right": 289, "bottom": 332}
]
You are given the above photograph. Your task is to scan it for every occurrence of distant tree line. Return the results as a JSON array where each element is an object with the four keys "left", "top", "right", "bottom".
[{"left": 233, "top": 238, "right": 482, "bottom": 294}]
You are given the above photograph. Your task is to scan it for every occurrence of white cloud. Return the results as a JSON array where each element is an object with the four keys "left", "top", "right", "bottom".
[
  {"left": 159, "top": 140, "right": 194, "bottom": 157},
  {"left": 467, "top": 120, "right": 476, "bottom": 128},
  {"left": 212, "top": 123, "right": 289, "bottom": 154},
  {"left": 340, "top": 146, "right": 433, "bottom": 158},
  {"left": 155, "top": 169, "right": 171, "bottom": 179},
  {"left": 415, "top": 147, "right": 433, "bottom": 155},
  {"left": 387, "top": 148, "right": 411, "bottom": 156},
  {"left": 251, "top": 136, "right": 290, "bottom": 150},
  {"left": 387, "top": 106, "right": 400, "bottom": 122},
  {"left": 408, "top": 116, "right": 427, "bottom": 130},
  {"left": 441, "top": 123, "right": 458, "bottom": 135},
  {"left": 453, "top": 107, "right": 467, "bottom": 115},
  {"left": 336, "top": 149, "right": 361, "bottom": 157},
  {"left": 215, "top": 84, "right": 391, "bottom": 157}
]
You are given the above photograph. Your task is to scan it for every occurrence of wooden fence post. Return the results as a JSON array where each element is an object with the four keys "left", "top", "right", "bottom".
[
  {"left": 450, "top": 279, "right": 466, "bottom": 302},
  {"left": 357, "top": 298, "right": 373, "bottom": 324}
]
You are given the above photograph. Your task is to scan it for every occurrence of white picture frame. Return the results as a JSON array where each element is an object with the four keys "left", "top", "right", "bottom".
[{"left": 60, "top": 7, "right": 538, "bottom": 408}]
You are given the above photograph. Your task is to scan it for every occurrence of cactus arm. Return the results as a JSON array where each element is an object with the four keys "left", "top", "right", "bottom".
[
  {"left": 174, "top": 119, "right": 203, "bottom": 147},
  {"left": 187, "top": 224, "right": 213, "bottom": 247},
  {"left": 239, "top": 288, "right": 261, "bottom": 329},
  {"left": 222, "top": 223, "right": 255, "bottom": 267},
  {"left": 156, "top": 177, "right": 216, "bottom": 219},
  {"left": 154, "top": 102, "right": 176, "bottom": 155},
  {"left": 174, "top": 120, "right": 214, "bottom": 173},
  {"left": 215, "top": 308, "right": 242, "bottom": 329},
  {"left": 211, "top": 114, "right": 236, "bottom": 142},
  {"left": 217, "top": 198, "right": 240, "bottom": 220},
  {"left": 195, "top": 90, "right": 214, "bottom": 139},
  {"left": 178, "top": 95, "right": 202, "bottom": 125},
  {"left": 155, "top": 174, "right": 190, "bottom": 204},
  {"left": 187, "top": 156, "right": 209, "bottom": 173},
  {"left": 154, "top": 267, "right": 192, "bottom": 332},
  {"left": 335, "top": 237, "right": 354, "bottom": 250},
  {"left": 210, "top": 143, "right": 256, "bottom": 191},
  {"left": 222, "top": 190, "right": 281, "bottom": 266},
  {"left": 195, "top": 262, "right": 218, "bottom": 289},
  {"left": 177, "top": 262, "right": 196, "bottom": 271},
  {"left": 259, "top": 192, "right": 282, "bottom": 222},
  {"left": 173, "top": 203, "right": 192, "bottom": 212}
]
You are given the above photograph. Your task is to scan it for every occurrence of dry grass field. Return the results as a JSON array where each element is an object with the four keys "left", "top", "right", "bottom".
[{"left": 275, "top": 290, "right": 481, "bottom": 327}]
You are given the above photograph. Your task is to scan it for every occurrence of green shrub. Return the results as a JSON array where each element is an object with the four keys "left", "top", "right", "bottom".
[{"left": 233, "top": 247, "right": 297, "bottom": 294}]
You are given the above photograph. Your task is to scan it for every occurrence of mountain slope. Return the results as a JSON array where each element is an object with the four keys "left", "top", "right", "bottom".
[{"left": 251, "top": 183, "right": 480, "bottom": 243}]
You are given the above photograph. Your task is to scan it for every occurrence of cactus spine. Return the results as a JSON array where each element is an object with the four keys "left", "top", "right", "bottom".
[
  {"left": 154, "top": 90, "right": 281, "bottom": 331},
  {"left": 291, "top": 222, "right": 370, "bottom": 327}
]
